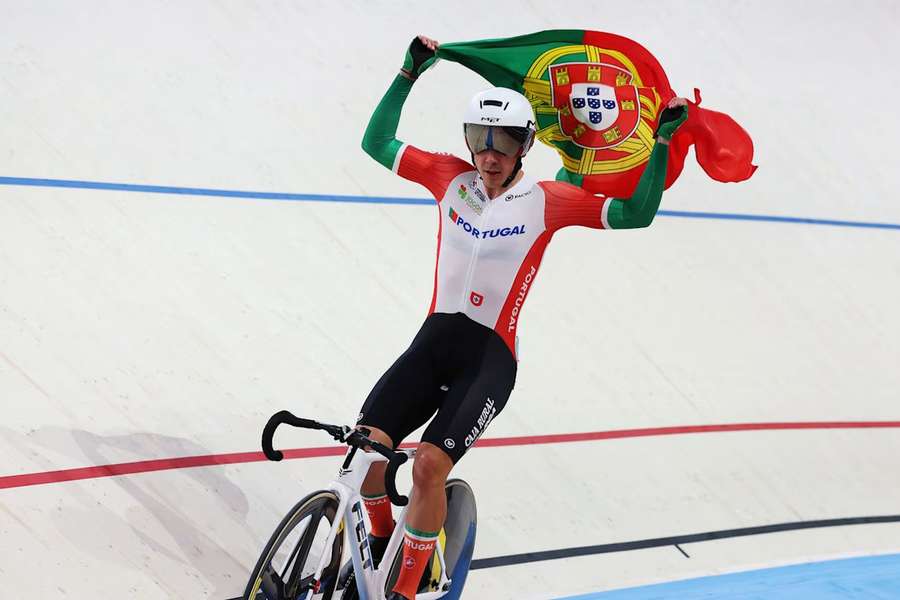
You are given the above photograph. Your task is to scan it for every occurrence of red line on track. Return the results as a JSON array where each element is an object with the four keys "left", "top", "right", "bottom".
[{"left": 2, "top": 421, "right": 899, "bottom": 491}]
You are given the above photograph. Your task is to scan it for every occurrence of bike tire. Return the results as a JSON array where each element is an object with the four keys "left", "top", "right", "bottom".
[
  {"left": 440, "top": 479, "right": 477, "bottom": 600},
  {"left": 244, "top": 490, "right": 343, "bottom": 600}
]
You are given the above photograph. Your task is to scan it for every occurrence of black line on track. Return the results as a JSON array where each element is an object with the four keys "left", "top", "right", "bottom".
[
  {"left": 469, "top": 514, "right": 900, "bottom": 569},
  {"left": 226, "top": 514, "right": 900, "bottom": 598}
]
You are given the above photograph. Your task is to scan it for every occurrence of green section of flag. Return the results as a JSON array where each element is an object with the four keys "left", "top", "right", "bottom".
[{"left": 437, "top": 30, "right": 584, "bottom": 91}]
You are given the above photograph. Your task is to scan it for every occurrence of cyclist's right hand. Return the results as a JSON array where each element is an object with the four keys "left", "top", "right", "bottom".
[{"left": 401, "top": 35, "right": 439, "bottom": 81}]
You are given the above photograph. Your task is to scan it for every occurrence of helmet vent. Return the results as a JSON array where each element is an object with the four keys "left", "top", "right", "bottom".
[{"left": 481, "top": 99, "right": 504, "bottom": 108}]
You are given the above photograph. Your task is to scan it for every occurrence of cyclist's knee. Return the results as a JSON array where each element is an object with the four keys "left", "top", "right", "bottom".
[{"left": 411, "top": 442, "right": 453, "bottom": 489}]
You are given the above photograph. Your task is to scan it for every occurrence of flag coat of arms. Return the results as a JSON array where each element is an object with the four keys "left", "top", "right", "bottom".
[
  {"left": 550, "top": 62, "right": 641, "bottom": 150},
  {"left": 437, "top": 30, "right": 756, "bottom": 198}
]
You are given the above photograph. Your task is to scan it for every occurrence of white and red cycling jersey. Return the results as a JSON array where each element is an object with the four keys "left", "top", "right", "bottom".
[{"left": 393, "top": 144, "right": 611, "bottom": 358}]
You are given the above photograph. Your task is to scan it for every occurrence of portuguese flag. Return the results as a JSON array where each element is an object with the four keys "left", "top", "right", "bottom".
[{"left": 437, "top": 30, "right": 756, "bottom": 198}]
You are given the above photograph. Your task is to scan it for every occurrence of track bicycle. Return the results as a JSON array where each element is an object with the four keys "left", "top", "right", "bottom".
[{"left": 244, "top": 410, "right": 477, "bottom": 600}]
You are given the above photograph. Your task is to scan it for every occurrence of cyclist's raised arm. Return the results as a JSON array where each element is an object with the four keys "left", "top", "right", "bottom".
[
  {"left": 361, "top": 36, "right": 471, "bottom": 200},
  {"left": 361, "top": 72, "right": 414, "bottom": 171},
  {"left": 603, "top": 100, "right": 689, "bottom": 230}
]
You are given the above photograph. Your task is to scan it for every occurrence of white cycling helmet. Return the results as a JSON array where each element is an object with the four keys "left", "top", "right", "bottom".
[{"left": 463, "top": 88, "right": 536, "bottom": 158}]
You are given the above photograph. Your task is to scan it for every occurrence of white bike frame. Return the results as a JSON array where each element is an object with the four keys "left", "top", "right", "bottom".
[{"left": 305, "top": 447, "right": 452, "bottom": 600}]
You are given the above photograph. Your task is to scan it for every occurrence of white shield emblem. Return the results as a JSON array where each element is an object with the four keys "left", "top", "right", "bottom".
[{"left": 569, "top": 83, "right": 619, "bottom": 132}]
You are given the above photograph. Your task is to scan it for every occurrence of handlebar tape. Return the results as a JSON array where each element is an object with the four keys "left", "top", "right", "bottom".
[
  {"left": 384, "top": 452, "right": 409, "bottom": 506},
  {"left": 262, "top": 411, "right": 409, "bottom": 505},
  {"left": 262, "top": 410, "right": 319, "bottom": 461}
]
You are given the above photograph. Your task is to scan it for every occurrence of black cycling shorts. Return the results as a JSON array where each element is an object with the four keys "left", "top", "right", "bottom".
[{"left": 357, "top": 312, "right": 517, "bottom": 464}]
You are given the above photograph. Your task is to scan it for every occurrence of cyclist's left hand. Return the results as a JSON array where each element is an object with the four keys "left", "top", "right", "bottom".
[{"left": 655, "top": 96, "right": 689, "bottom": 143}]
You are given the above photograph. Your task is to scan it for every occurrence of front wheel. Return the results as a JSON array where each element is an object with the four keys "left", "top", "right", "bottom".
[{"left": 245, "top": 490, "right": 343, "bottom": 600}]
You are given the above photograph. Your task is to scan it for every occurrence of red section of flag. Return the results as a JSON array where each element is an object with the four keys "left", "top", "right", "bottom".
[
  {"left": 579, "top": 31, "right": 755, "bottom": 193},
  {"left": 669, "top": 89, "right": 758, "bottom": 184},
  {"left": 439, "top": 30, "right": 757, "bottom": 196}
]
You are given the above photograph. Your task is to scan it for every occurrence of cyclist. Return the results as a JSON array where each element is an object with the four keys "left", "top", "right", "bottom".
[{"left": 357, "top": 35, "right": 688, "bottom": 600}]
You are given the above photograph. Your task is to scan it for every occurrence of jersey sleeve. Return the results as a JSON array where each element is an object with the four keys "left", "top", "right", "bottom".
[
  {"left": 394, "top": 146, "right": 472, "bottom": 201},
  {"left": 603, "top": 142, "right": 669, "bottom": 229},
  {"left": 361, "top": 73, "right": 472, "bottom": 201},
  {"left": 539, "top": 180, "right": 610, "bottom": 232}
]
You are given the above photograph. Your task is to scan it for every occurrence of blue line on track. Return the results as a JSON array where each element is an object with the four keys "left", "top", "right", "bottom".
[
  {"left": 555, "top": 553, "right": 900, "bottom": 599},
  {"left": 0, "top": 176, "right": 431, "bottom": 206},
  {"left": 658, "top": 209, "right": 900, "bottom": 230},
  {"left": 2, "top": 176, "right": 899, "bottom": 230}
]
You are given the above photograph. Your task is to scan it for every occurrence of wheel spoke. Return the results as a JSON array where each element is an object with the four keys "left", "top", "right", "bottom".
[
  {"left": 284, "top": 505, "right": 325, "bottom": 596},
  {"left": 278, "top": 517, "right": 310, "bottom": 582},
  {"left": 244, "top": 492, "right": 342, "bottom": 600},
  {"left": 260, "top": 564, "right": 286, "bottom": 599}
]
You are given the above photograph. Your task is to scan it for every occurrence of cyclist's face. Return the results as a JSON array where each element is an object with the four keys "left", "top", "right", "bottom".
[{"left": 473, "top": 149, "right": 518, "bottom": 190}]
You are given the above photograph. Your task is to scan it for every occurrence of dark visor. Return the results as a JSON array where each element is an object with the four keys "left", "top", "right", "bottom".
[{"left": 464, "top": 124, "right": 526, "bottom": 156}]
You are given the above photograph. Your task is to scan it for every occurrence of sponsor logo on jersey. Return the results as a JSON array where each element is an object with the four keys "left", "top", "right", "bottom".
[
  {"left": 470, "top": 292, "right": 484, "bottom": 307},
  {"left": 505, "top": 190, "right": 533, "bottom": 202},
  {"left": 507, "top": 266, "right": 537, "bottom": 333},
  {"left": 470, "top": 180, "right": 488, "bottom": 203},
  {"left": 464, "top": 397, "right": 496, "bottom": 448},
  {"left": 457, "top": 184, "right": 484, "bottom": 214},
  {"left": 448, "top": 206, "right": 526, "bottom": 239},
  {"left": 443, "top": 438, "right": 456, "bottom": 449}
]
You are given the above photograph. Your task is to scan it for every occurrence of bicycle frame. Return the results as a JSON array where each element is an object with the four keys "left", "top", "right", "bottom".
[{"left": 306, "top": 447, "right": 452, "bottom": 600}]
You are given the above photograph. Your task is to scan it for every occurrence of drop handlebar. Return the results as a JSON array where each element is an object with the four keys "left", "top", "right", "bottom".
[{"left": 261, "top": 410, "right": 410, "bottom": 506}]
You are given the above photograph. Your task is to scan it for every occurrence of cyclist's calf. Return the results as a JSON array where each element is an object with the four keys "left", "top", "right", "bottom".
[{"left": 406, "top": 442, "right": 454, "bottom": 533}]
